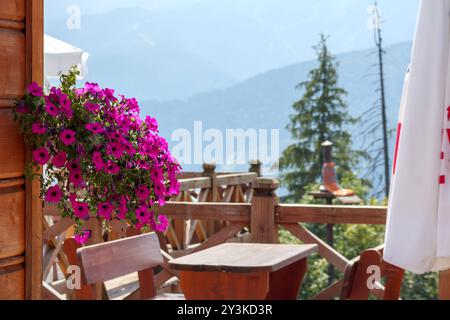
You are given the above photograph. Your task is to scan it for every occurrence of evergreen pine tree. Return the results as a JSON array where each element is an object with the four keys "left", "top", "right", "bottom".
[{"left": 279, "top": 34, "right": 368, "bottom": 202}]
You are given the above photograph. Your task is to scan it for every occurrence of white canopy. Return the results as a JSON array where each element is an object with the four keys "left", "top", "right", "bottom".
[
  {"left": 384, "top": 0, "right": 450, "bottom": 274},
  {"left": 44, "top": 34, "right": 89, "bottom": 79}
]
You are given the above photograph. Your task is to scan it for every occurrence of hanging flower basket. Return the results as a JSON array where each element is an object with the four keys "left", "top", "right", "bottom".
[{"left": 14, "top": 68, "right": 181, "bottom": 244}]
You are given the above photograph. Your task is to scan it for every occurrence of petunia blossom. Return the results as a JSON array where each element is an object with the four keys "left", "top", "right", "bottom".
[
  {"left": 136, "top": 185, "right": 150, "bottom": 201},
  {"left": 105, "top": 160, "right": 120, "bottom": 174},
  {"left": 151, "top": 214, "right": 169, "bottom": 232},
  {"left": 51, "top": 151, "right": 67, "bottom": 168},
  {"left": 69, "top": 171, "right": 85, "bottom": 188},
  {"left": 92, "top": 151, "right": 104, "bottom": 171},
  {"left": 107, "top": 142, "right": 125, "bottom": 159},
  {"left": 45, "top": 101, "right": 59, "bottom": 117},
  {"left": 85, "top": 123, "right": 105, "bottom": 135},
  {"left": 32, "top": 147, "right": 50, "bottom": 165},
  {"left": 97, "top": 201, "right": 114, "bottom": 220},
  {"left": 73, "top": 201, "right": 89, "bottom": 220},
  {"left": 45, "top": 185, "right": 63, "bottom": 203},
  {"left": 135, "top": 205, "right": 151, "bottom": 224},
  {"left": 27, "top": 82, "right": 43, "bottom": 97},
  {"left": 32, "top": 122, "right": 47, "bottom": 134},
  {"left": 74, "top": 228, "right": 91, "bottom": 245},
  {"left": 59, "top": 129, "right": 76, "bottom": 145}
]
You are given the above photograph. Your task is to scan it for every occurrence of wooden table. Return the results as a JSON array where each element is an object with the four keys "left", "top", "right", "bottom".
[{"left": 169, "top": 243, "right": 318, "bottom": 300}]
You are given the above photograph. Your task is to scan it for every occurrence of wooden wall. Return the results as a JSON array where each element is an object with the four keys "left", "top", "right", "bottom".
[{"left": 0, "top": 0, "right": 43, "bottom": 299}]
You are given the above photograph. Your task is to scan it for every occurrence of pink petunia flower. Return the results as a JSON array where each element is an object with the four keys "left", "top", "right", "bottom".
[
  {"left": 51, "top": 152, "right": 67, "bottom": 168},
  {"left": 73, "top": 201, "right": 89, "bottom": 220},
  {"left": 116, "top": 196, "right": 128, "bottom": 220},
  {"left": 151, "top": 214, "right": 169, "bottom": 232},
  {"left": 59, "top": 129, "right": 76, "bottom": 145},
  {"left": 69, "top": 171, "right": 84, "bottom": 188},
  {"left": 136, "top": 185, "right": 150, "bottom": 201},
  {"left": 97, "top": 201, "right": 114, "bottom": 220},
  {"left": 60, "top": 94, "right": 71, "bottom": 109},
  {"left": 45, "top": 101, "right": 59, "bottom": 117},
  {"left": 168, "top": 181, "right": 181, "bottom": 196},
  {"left": 85, "top": 82, "right": 102, "bottom": 95},
  {"left": 105, "top": 160, "right": 120, "bottom": 174},
  {"left": 157, "top": 198, "right": 166, "bottom": 206},
  {"left": 32, "top": 147, "right": 50, "bottom": 165},
  {"left": 68, "top": 160, "right": 81, "bottom": 174},
  {"left": 150, "top": 168, "right": 163, "bottom": 184},
  {"left": 135, "top": 205, "right": 151, "bottom": 224},
  {"left": 45, "top": 185, "right": 63, "bottom": 203},
  {"left": 145, "top": 116, "right": 158, "bottom": 132},
  {"left": 123, "top": 140, "right": 136, "bottom": 155},
  {"left": 85, "top": 123, "right": 105, "bottom": 135},
  {"left": 84, "top": 102, "right": 99, "bottom": 113},
  {"left": 154, "top": 182, "right": 166, "bottom": 198},
  {"left": 27, "top": 82, "right": 43, "bottom": 97},
  {"left": 32, "top": 122, "right": 47, "bottom": 134},
  {"left": 74, "top": 228, "right": 91, "bottom": 245},
  {"left": 16, "top": 101, "right": 29, "bottom": 113},
  {"left": 107, "top": 142, "right": 125, "bottom": 159},
  {"left": 92, "top": 151, "right": 104, "bottom": 171}
]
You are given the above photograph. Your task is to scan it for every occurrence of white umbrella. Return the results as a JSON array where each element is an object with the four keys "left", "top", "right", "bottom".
[
  {"left": 44, "top": 34, "right": 89, "bottom": 80},
  {"left": 384, "top": 0, "right": 450, "bottom": 274}
]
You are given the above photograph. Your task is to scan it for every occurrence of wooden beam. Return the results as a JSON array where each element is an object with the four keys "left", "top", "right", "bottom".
[
  {"left": 42, "top": 217, "right": 74, "bottom": 243},
  {"left": 178, "top": 177, "right": 211, "bottom": 191},
  {"left": 42, "top": 282, "right": 66, "bottom": 300},
  {"left": 156, "top": 202, "right": 251, "bottom": 222},
  {"left": 312, "top": 279, "right": 343, "bottom": 300},
  {"left": 276, "top": 204, "right": 387, "bottom": 225},
  {"left": 25, "top": 0, "right": 44, "bottom": 300},
  {"left": 191, "top": 223, "right": 247, "bottom": 253},
  {"left": 282, "top": 223, "right": 349, "bottom": 272},
  {"left": 216, "top": 173, "right": 257, "bottom": 186}
]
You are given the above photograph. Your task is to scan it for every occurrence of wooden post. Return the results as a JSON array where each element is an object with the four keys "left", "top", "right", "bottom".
[
  {"left": 250, "top": 178, "right": 279, "bottom": 243},
  {"left": 325, "top": 196, "right": 335, "bottom": 285},
  {"left": 86, "top": 219, "right": 104, "bottom": 300},
  {"left": 203, "top": 163, "right": 218, "bottom": 201},
  {"left": 25, "top": 0, "right": 44, "bottom": 300},
  {"left": 249, "top": 160, "right": 262, "bottom": 177},
  {"left": 203, "top": 163, "right": 220, "bottom": 236},
  {"left": 439, "top": 270, "right": 450, "bottom": 300}
]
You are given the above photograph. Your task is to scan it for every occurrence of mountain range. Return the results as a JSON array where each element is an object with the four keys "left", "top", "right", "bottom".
[{"left": 144, "top": 41, "right": 412, "bottom": 175}]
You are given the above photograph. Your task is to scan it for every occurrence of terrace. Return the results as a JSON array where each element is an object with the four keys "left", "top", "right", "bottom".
[
  {"left": 1, "top": 0, "right": 449, "bottom": 302},
  {"left": 38, "top": 162, "right": 446, "bottom": 300}
]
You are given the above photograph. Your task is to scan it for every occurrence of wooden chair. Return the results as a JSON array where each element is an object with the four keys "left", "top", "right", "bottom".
[
  {"left": 340, "top": 245, "right": 405, "bottom": 300},
  {"left": 76, "top": 232, "right": 184, "bottom": 300}
]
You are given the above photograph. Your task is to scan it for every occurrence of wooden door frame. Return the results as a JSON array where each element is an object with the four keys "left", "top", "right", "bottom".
[{"left": 24, "top": 0, "right": 43, "bottom": 300}]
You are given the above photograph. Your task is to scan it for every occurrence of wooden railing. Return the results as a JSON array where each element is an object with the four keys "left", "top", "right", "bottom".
[
  {"left": 157, "top": 175, "right": 388, "bottom": 300},
  {"left": 41, "top": 161, "right": 450, "bottom": 300}
]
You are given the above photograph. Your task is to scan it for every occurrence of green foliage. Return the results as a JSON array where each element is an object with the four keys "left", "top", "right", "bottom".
[{"left": 401, "top": 272, "right": 437, "bottom": 300}]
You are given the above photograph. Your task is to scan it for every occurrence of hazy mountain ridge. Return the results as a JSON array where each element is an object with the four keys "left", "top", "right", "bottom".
[{"left": 143, "top": 41, "right": 412, "bottom": 173}]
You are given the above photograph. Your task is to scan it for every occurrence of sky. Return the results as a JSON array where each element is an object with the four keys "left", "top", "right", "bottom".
[{"left": 45, "top": 0, "right": 421, "bottom": 83}]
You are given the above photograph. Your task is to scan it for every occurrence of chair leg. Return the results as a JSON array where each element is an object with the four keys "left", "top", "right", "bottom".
[{"left": 382, "top": 261, "right": 404, "bottom": 300}]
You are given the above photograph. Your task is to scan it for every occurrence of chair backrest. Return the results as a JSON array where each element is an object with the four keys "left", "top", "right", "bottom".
[
  {"left": 77, "top": 232, "right": 163, "bottom": 299},
  {"left": 340, "top": 245, "right": 404, "bottom": 300}
]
